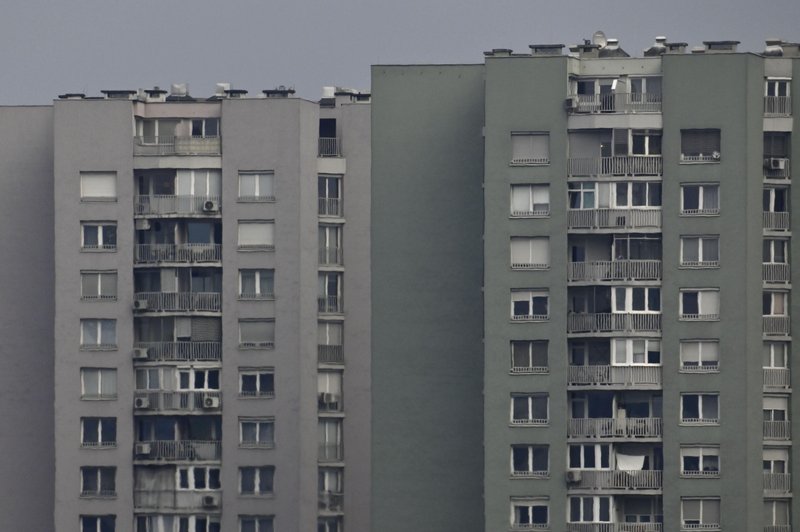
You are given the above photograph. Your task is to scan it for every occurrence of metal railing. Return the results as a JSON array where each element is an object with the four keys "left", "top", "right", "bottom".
[
  {"left": 511, "top": 156, "right": 550, "bottom": 165},
  {"left": 568, "top": 469, "right": 662, "bottom": 490},
  {"left": 133, "top": 135, "right": 221, "bottom": 156},
  {"left": 134, "top": 390, "right": 221, "bottom": 412},
  {"left": 135, "top": 440, "right": 222, "bottom": 461},
  {"left": 680, "top": 154, "right": 719, "bottom": 163},
  {"left": 566, "top": 523, "right": 663, "bottom": 532},
  {"left": 134, "top": 243, "right": 222, "bottom": 264},
  {"left": 133, "top": 341, "right": 221, "bottom": 361},
  {"left": 511, "top": 206, "right": 550, "bottom": 218},
  {"left": 133, "top": 292, "right": 221, "bottom": 312},
  {"left": 318, "top": 491, "right": 344, "bottom": 512},
  {"left": 567, "top": 365, "right": 661, "bottom": 386},
  {"left": 567, "top": 156, "right": 662, "bottom": 177},
  {"left": 319, "top": 443, "right": 343, "bottom": 462},
  {"left": 764, "top": 212, "right": 790, "bottom": 231},
  {"left": 134, "top": 489, "right": 221, "bottom": 510},
  {"left": 568, "top": 92, "right": 663, "bottom": 114},
  {"left": 765, "top": 96, "right": 792, "bottom": 116},
  {"left": 320, "top": 246, "right": 344, "bottom": 265},
  {"left": 765, "top": 158, "right": 791, "bottom": 179},
  {"left": 318, "top": 295, "right": 343, "bottom": 314},
  {"left": 567, "top": 209, "right": 661, "bottom": 230},
  {"left": 763, "top": 316, "right": 791, "bottom": 336},
  {"left": 318, "top": 137, "right": 341, "bottom": 157},
  {"left": 764, "top": 368, "right": 791, "bottom": 388},
  {"left": 568, "top": 260, "right": 661, "bottom": 282},
  {"left": 764, "top": 472, "right": 792, "bottom": 494},
  {"left": 318, "top": 345, "right": 344, "bottom": 364},
  {"left": 319, "top": 198, "right": 343, "bottom": 217},
  {"left": 764, "top": 526, "right": 792, "bottom": 532},
  {"left": 567, "top": 417, "right": 662, "bottom": 438},
  {"left": 764, "top": 420, "right": 791, "bottom": 440},
  {"left": 134, "top": 195, "right": 221, "bottom": 216},
  {"left": 763, "top": 263, "right": 791, "bottom": 283},
  {"left": 567, "top": 313, "right": 661, "bottom": 333}
]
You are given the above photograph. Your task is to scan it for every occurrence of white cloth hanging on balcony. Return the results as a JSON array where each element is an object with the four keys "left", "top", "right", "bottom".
[{"left": 616, "top": 453, "right": 645, "bottom": 470}]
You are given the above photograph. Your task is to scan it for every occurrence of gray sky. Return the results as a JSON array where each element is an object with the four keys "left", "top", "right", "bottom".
[{"left": 1, "top": 0, "right": 798, "bottom": 104}]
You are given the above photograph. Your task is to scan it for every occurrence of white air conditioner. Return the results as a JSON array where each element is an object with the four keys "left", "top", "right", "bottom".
[
  {"left": 202, "top": 494, "right": 219, "bottom": 508},
  {"left": 564, "top": 97, "right": 578, "bottom": 110},
  {"left": 202, "top": 200, "right": 220, "bottom": 213},
  {"left": 566, "top": 470, "right": 582, "bottom": 483},
  {"left": 134, "top": 396, "right": 150, "bottom": 409},
  {"left": 134, "top": 443, "right": 151, "bottom": 456},
  {"left": 769, "top": 157, "right": 787, "bottom": 170},
  {"left": 134, "top": 219, "right": 151, "bottom": 231},
  {"left": 711, "top": 151, "right": 721, "bottom": 160},
  {"left": 133, "top": 299, "right": 149, "bottom": 310},
  {"left": 132, "top": 348, "right": 149, "bottom": 360},
  {"left": 203, "top": 395, "right": 220, "bottom": 409}
]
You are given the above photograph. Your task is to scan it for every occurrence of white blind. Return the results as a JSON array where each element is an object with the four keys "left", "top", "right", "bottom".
[
  {"left": 510, "top": 237, "right": 549, "bottom": 266},
  {"left": 318, "top": 322, "right": 343, "bottom": 344},
  {"left": 511, "top": 134, "right": 549, "bottom": 162},
  {"left": 238, "top": 222, "right": 274, "bottom": 247},
  {"left": 764, "top": 396, "right": 788, "bottom": 410},
  {"left": 511, "top": 186, "right": 531, "bottom": 213},
  {"left": 532, "top": 185, "right": 549, "bottom": 206},
  {"left": 80, "top": 172, "right": 117, "bottom": 199},
  {"left": 700, "top": 291, "right": 720, "bottom": 314}
]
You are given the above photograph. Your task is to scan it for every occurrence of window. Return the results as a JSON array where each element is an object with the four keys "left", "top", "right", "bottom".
[
  {"left": 569, "top": 496, "right": 612, "bottom": 524},
  {"left": 175, "top": 169, "right": 221, "bottom": 197},
  {"left": 238, "top": 221, "right": 275, "bottom": 250},
  {"left": 319, "top": 175, "right": 343, "bottom": 216},
  {"left": 318, "top": 371, "right": 343, "bottom": 412},
  {"left": 511, "top": 132, "right": 550, "bottom": 165},
  {"left": 765, "top": 78, "right": 791, "bottom": 115},
  {"left": 238, "top": 320, "right": 275, "bottom": 349},
  {"left": 681, "top": 498, "right": 720, "bottom": 530},
  {"left": 319, "top": 224, "right": 343, "bottom": 265},
  {"left": 764, "top": 500, "right": 791, "bottom": 529},
  {"left": 177, "top": 466, "right": 220, "bottom": 490},
  {"left": 317, "top": 517, "right": 342, "bottom": 532},
  {"left": 80, "top": 172, "right": 117, "bottom": 201},
  {"left": 681, "top": 394, "right": 719, "bottom": 424},
  {"left": 511, "top": 184, "right": 549, "bottom": 217},
  {"left": 81, "top": 368, "right": 117, "bottom": 399},
  {"left": 681, "top": 446, "right": 720, "bottom": 477},
  {"left": 569, "top": 444, "right": 611, "bottom": 469},
  {"left": 511, "top": 445, "right": 549, "bottom": 477},
  {"left": 680, "top": 129, "right": 721, "bottom": 162},
  {"left": 511, "top": 497, "right": 549, "bottom": 528},
  {"left": 764, "top": 239, "right": 789, "bottom": 264},
  {"left": 80, "top": 515, "right": 116, "bottom": 532},
  {"left": 177, "top": 368, "right": 220, "bottom": 390},
  {"left": 81, "top": 223, "right": 117, "bottom": 251},
  {"left": 510, "top": 237, "right": 549, "bottom": 269},
  {"left": 631, "top": 129, "right": 662, "bottom": 155},
  {"left": 319, "top": 419, "right": 343, "bottom": 461},
  {"left": 239, "top": 516, "right": 274, "bottom": 532},
  {"left": 318, "top": 273, "right": 343, "bottom": 314},
  {"left": 680, "top": 341, "right": 720, "bottom": 372},
  {"left": 81, "top": 271, "right": 117, "bottom": 300},
  {"left": 680, "top": 289, "right": 720, "bottom": 320},
  {"left": 240, "top": 418, "right": 275, "bottom": 448},
  {"left": 81, "top": 467, "right": 116, "bottom": 497},
  {"left": 764, "top": 187, "right": 790, "bottom": 212},
  {"left": 240, "top": 369, "right": 275, "bottom": 398},
  {"left": 510, "top": 340, "right": 548, "bottom": 374},
  {"left": 680, "top": 236, "right": 720, "bottom": 267},
  {"left": 764, "top": 342, "right": 789, "bottom": 369},
  {"left": 511, "top": 393, "right": 548, "bottom": 425},
  {"left": 613, "top": 182, "right": 662, "bottom": 207},
  {"left": 763, "top": 448, "right": 789, "bottom": 479},
  {"left": 612, "top": 338, "right": 661, "bottom": 365},
  {"left": 81, "top": 417, "right": 117, "bottom": 447},
  {"left": 764, "top": 396, "right": 789, "bottom": 423},
  {"left": 239, "top": 269, "right": 275, "bottom": 299},
  {"left": 764, "top": 291, "right": 789, "bottom": 316},
  {"left": 240, "top": 466, "right": 274, "bottom": 495},
  {"left": 613, "top": 287, "right": 661, "bottom": 312},
  {"left": 191, "top": 118, "right": 219, "bottom": 138},
  {"left": 80, "top": 319, "right": 117, "bottom": 349},
  {"left": 511, "top": 290, "right": 549, "bottom": 321},
  {"left": 238, "top": 172, "right": 275, "bottom": 201},
  {"left": 681, "top": 184, "right": 720, "bottom": 215},
  {"left": 318, "top": 321, "right": 344, "bottom": 363},
  {"left": 568, "top": 182, "right": 596, "bottom": 209},
  {"left": 136, "top": 515, "right": 220, "bottom": 532},
  {"left": 766, "top": 79, "right": 791, "bottom": 98}
]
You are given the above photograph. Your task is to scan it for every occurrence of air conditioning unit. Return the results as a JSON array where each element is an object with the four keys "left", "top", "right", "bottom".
[
  {"left": 202, "top": 494, "right": 219, "bottom": 508},
  {"left": 132, "top": 347, "right": 149, "bottom": 360},
  {"left": 134, "top": 396, "right": 150, "bottom": 409},
  {"left": 566, "top": 470, "right": 583, "bottom": 483},
  {"left": 564, "top": 97, "right": 578, "bottom": 110},
  {"left": 203, "top": 395, "right": 220, "bottom": 409},
  {"left": 133, "top": 299, "right": 149, "bottom": 311},
  {"left": 202, "top": 200, "right": 220, "bottom": 213},
  {"left": 711, "top": 151, "right": 721, "bottom": 160},
  {"left": 768, "top": 157, "right": 787, "bottom": 170},
  {"left": 134, "top": 443, "right": 151, "bottom": 457},
  {"left": 134, "top": 219, "right": 151, "bottom": 231}
]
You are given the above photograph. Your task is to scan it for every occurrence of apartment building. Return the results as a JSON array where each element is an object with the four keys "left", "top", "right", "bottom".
[
  {"left": 0, "top": 84, "right": 370, "bottom": 532},
  {"left": 372, "top": 36, "right": 800, "bottom": 532}
]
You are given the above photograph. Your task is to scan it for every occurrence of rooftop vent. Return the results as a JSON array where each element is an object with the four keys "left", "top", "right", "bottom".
[
  {"left": 57, "top": 93, "right": 86, "bottom": 100},
  {"left": 703, "top": 40, "right": 740, "bottom": 53},
  {"left": 101, "top": 90, "right": 137, "bottom": 100},
  {"left": 644, "top": 36, "right": 668, "bottom": 56},
  {"left": 665, "top": 42, "right": 688, "bottom": 54},
  {"left": 484, "top": 48, "right": 513, "bottom": 57},
  {"left": 691, "top": 46, "right": 706, "bottom": 54},
  {"left": 225, "top": 89, "right": 248, "bottom": 98},
  {"left": 214, "top": 83, "right": 231, "bottom": 96},
  {"left": 263, "top": 86, "right": 296, "bottom": 98},
  {"left": 529, "top": 44, "right": 564, "bottom": 56}
]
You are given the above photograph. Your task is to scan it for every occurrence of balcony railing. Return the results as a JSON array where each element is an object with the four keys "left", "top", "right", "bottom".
[
  {"left": 134, "top": 135, "right": 221, "bottom": 156},
  {"left": 765, "top": 158, "right": 791, "bottom": 180},
  {"left": 568, "top": 260, "right": 661, "bottom": 282},
  {"left": 135, "top": 440, "right": 221, "bottom": 461},
  {"left": 566, "top": 523, "right": 663, "bottom": 532},
  {"left": 318, "top": 137, "right": 341, "bottom": 157},
  {"left": 764, "top": 420, "right": 791, "bottom": 440},
  {"left": 318, "top": 295, "right": 343, "bottom": 314},
  {"left": 567, "top": 209, "right": 661, "bottom": 230},
  {"left": 134, "top": 244, "right": 222, "bottom": 264},
  {"left": 764, "top": 526, "right": 792, "bottom": 532},
  {"left": 763, "top": 316, "right": 791, "bottom": 336},
  {"left": 319, "top": 443, "right": 343, "bottom": 462},
  {"left": 567, "top": 365, "right": 661, "bottom": 387},
  {"left": 764, "top": 368, "right": 791, "bottom": 389},
  {"left": 567, "top": 313, "right": 661, "bottom": 334},
  {"left": 568, "top": 156, "right": 662, "bottom": 177},
  {"left": 763, "top": 263, "right": 791, "bottom": 283},
  {"left": 318, "top": 344, "right": 344, "bottom": 364},
  {"left": 567, "top": 417, "right": 662, "bottom": 438},
  {"left": 134, "top": 390, "right": 221, "bottom": 412},
  {"left": 765, "top": 96, "right": 792, "bottom": 116},
  {"left": 319, "top": 491, "right": 344, "bottom": 512},
  {"left": 320, "top": 246, "right": 343, "bottom": 265},
  {"left": 568, "top": 92, "right": 663, "bottom": 114},
  {"left": 134, "top": 292, "right": 221, "bottom": 313},
  {"left": 134, "top": 195, "right": 221, "bottom": 216},
  {"left": 134, "top": 489, "right": 221, "bottom": 510},
  {"left": 134, "top": 341, "right": 221, "bottom": 362},
  {"left": 567, "top": 469, "right": 662, "bottom": 490},
  {"left": 764, "top": 472, "right": 792, "bottom": 494},
  {"left": 319, "top": 198, "right": 343, "bottom": 217},
  {"left": 764, "top": 212, "right": 790, "bottom": 231}
]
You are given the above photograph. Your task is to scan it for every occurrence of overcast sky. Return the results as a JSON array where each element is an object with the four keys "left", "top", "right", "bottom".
[{"left": 1, "top": 0, "right": 798, "bottom": 104}]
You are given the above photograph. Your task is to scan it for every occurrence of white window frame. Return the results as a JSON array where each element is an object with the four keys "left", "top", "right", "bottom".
[
  {"left": 80, "top": 172, "right": 117, "bottom": 201},
  {"left": 766, "top": 78, "right": 791, "bottom": 97},
  {"left": 764, "top": 500, "right": 790, "bottom": 528},
  {"left": 239, "top": 369, "right": 275, "bottom": 398},
  {"left": 680, "top": 340, "right": 720, "bottom": 372},
  {"left": 238, "top": 516, "right": 274, "bottom": 532},
  {"left": 764, "top": 187, "right": 790, "bottom": 213},
  {"left": 81, "top": 222, "right": 117, "bottom": 251},
  {"left": 510, "top": 132, "right": 550, "bottom": 165},
  {"left": 568, "top": 496, "right": 613, "bottom": 524},
  {"left": 510, "top": 497, "right": 550, "bottom": 528},
  {"left": 680, "top": 129, "right": 721, "bottom": 162},
  {"left": 510, "top": 237, "right": 550, "bottom": 270},
  {"left": 510, "top": 340, "right": 548, "bottom": 374},
  {"left": 80, "top": 516, "right": 116, "bottom": 532},
  {"left": 568, "top": 182, "right": 597, "bottom": 209},
  {"left": 764, "top": 396, "right": 789, "bottom": 422},
  {"left": 680, "top": 183, "right": 720, "bottom": 215},
  {"left": 510, "top": 445, "right": 549, "bottom": 477},
  {"left": 764, "top": 291, "right": 789, "bottom": 316},
  {"left": 80, "top": 319, "right": 117, "bottom": 349},
  {"left": 239, "top": 466, "right": 275, "bottom": 495},
  {"left": 80, "top": 270, "right": 117, "bottom": 300},
  {"left": 764, "top": 342, "right": 789, "bottom": 369},
  {"left": 568, "top": 443, "right": 612, "bottom": 470},
  {"left": 764, "top": 239, "right": 789, "bottom": 264},
  {"left": 177, "top": 368, "right": 220, "bottom": 391},
  {"left": 237, "top": 221, "right": 275, "bottom": 251},
  {"left": 135, "top": 368, "right": 161, "bottom": 390},
  {"left": 80, "top": 466, "right": 116, "bottom": 497},
  {"left": 612, "top": 287, "right": 661, "bottom": 313},
  {"left": 239, "top": 417, "right": 275, "bottom": 449},
  {"left": 681, "top": 393, "right": 720, "bottom": 424},
  {"left": 680, "top": 446, "right": 720, "bottom": 477},
  {"left": 612, "top": 338, "right": 661, "bottom": 366},
  {"left": 81, "top": 417, "right": 116, "bottom": 447},
  {"left": 612, "top": 181, "right": 662, "bottom": 208},
  {"left": 681, "top": 498, "right": 720, "bottom": 529},
  {"left": 511, "top": 290, "right": 549, "bottom": 321},
  {"left": 191, "top": 118, "right": 219, "bottom": 138},
  {"left": 680, "top": 236, "right": 720, "bottom": 268},
  {"left": 510, "top": 393, "right": 549, "bottom": 425},
  {"left": 238, "top": 172, "right": 275, "bottom": 201},
  {"left": 238, "top": 269, "right": 275, "bottom": 300},
  {"left": 630, "top": 129, "right": 663, "bottom": 156},
  {"left": 680, "top": 289, "right": 720, "bottom": 320},
  {"left": 319, "top": 224, "right": 343, "bottom": 265},
  {"left": 510, "top": 184, "right": 550, "bottom": 217},
  {"left": 176, "top": 466, "right": 221, "bottom": 491},
  {"left": 175, "top": 169, "right": 221, "bottom": 196},
  {"left": 81, "top": 368, "right": 117, "bottom": 400}
]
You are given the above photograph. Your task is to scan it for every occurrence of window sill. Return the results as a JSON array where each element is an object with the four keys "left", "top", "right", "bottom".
[
  {"left": 510, "top": 212, "right": 550, "bottom": 219},
  {"left": 80, "top": 296, "right": 117, "bottom": 302},
  {"left": 239, "top": 443, "right": 276, "bottom": 450},
  {"left": 679, "top": 158, "right": 721, "bottom": 165},
  {"left": 679, "top": 263, "right": 720, "bottom": 269},
  {"left": 80, "top": 443, "right": 117, "bottom": 450},
  {"left": 238, "top": 343, "right": 275, "bottom": 350},
  {"left": 511, "top": 265, "right": 550, "bottom": 271},
  {"left": 237, "top": 246, "right": 275, "bottom": 252},
  {"left": 680, "top": 367, "right": 720, "bottom": 374},
  {"left": 510, "top": 160, "right": 550, "bottom": 167},
  {"left": 511, "top": 316, "right": 550, "bottom": 322},
  {"left": 680, "top": 210, "right": 720, "bottom": 217},
  {"left": 510, "top": 421, "right": 549, "bottom": 427},
  {"left": 80, "top": 345, "right": 118, "bottom": 351},
  {"left": 80, "top": 248, "right": 117, "bottom": 253},
  {"left": 238, "top": 295, "right": 276, "bottom": 301},
  {"left": 81, "top": 395, "right": 118, "bottom": 401},
  {"left": 679, "top": 316, "right": 720, "bottom": 321},
  {"left": 510, "top": 472, "right": 550, "bottom": 479},
  {"left": 510, "top": 367, "right": 549, "bottom": 375},
  {"left": 681, "top": 472, "right": 720, "bottom": 478},
  {"left": 237, "top": 197, "right": 276, "bottom": 203},
  {"left": 680, "top": 420, "right": 720, "bottom": 426},
  {"left": 239, "top": 393, "right": 276, "bottom": 399},
  {"left": 80, "top": 198, "right": 118, "bottom": 203}
]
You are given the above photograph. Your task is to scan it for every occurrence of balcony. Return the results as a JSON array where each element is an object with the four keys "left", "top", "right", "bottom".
[
  {"left": 134, "top": 244, "right": 222, "bottom": 264},
  {"left": 764, "top": 368, "right": 791, "bottom": 389},
  {"left": 568, "top": 156, "right": 662, "bottom": 177},
  {"left": 763, "top": 316, "right": 791, "bottom": 336},
  {"left": 319, "top": 137, "right": 341, "bottom": 157},
  {"left": 133, "top": 136, "right": 221, "bottom": 156},
  {"left": 765, "top": 96, "right": 792, "bottom": 116},
  {"left": 134, "top": 489, "right": 221, "bottom": 510},
  {"left": 567, "top": 209, "right": 661, "bottom": 230},
  {"left": 134, "top": 440, "right": 221, "bottom": 461},
  {"left": 567, "top": 417, "right": 662, "bottom": 439},
  {"left": 567, "top": 313, "right": 661, "bottom": 334},
  {"left": 568, "top": 93, "right": 662, "bottom": 114},
  {"left": 568, "top": 260, "right": 661, "bottom": 282},
  {"left": 319, "top": 491, "right": 344, "bottom": 513},
  {"left": 765, "top": 526, "right": 792, "bottom": 532},
  {"left": 134, "top": 195, "right": 221, "bottom": 216},
  {"left": 319, "top": 198, "right": 343, "bottom": 217},
  {"left": 133, "top": 390, "right": 221, "bottom": 412},
  {"left": 763, "top": 263, "right": 791, "bottom": 283},
  {"left": 320, "top": 246, "right": 344, "bottom": 266},
  {"left": 319, "top": 443, "right": 343, "bottom": 462},
  {"left": 133, "top": 341, "right": 221, "bottom": 362},
  {"left": 567, "top": 365, "right": 661, "bottom": 387},
  {"left": 133, "top": 292, "right": 221, "bottom": 313},
  {"left": 318, "top": 295, "right": 343, "bottom": 314},
  {"left": 567, "top": 469, "right": 662, "bottom": 490},
  {"left": 765, "top": 158, "right": 791, "bottom": 180},
  {"left": 764, "top": 472, "right": 792, "bottom": 494},
  {"left": 318, "top": 345, "right": 344, "bottom": 364},
  {"left": 764, "top": 212, "right": 790, "bottom": 231},
  {"left": 764, "top": 420, "right": 791, "bottom": 440},
  {"left": 566, "top": 523, "right": 662, "bottom": 532}
]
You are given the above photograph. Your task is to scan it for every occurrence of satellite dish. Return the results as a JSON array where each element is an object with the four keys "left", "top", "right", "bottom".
[{"left": 592, "top": 30, "right": 608, "bottom": 48}]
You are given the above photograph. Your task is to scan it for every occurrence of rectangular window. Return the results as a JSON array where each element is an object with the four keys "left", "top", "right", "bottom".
[
  {"left": 80, "top": 319, "right": 117, "bottom": 349},
  {"left": 511, "top": 445, "right": 549, "bottom": 477},
  {"left": 568, "top": 444, "right": 611, "bottom": 469},
  {"left": 568, "top": 182, "right": 596, "bottom": 209},
  {"left": 681, "top": 184, "right": 720, "bottom": 215},
  {"left": 765, "top": 78, "right": 791, "bottom": 115},
  {"left": 764, "top": 187, "right": 790, "bottom": 213},
  {"left": 238, "top": 320, "right": 275, "bottom": 349},
  {"left": 240, "top": 418, "right": 275, "bottom": 448},
  {"left": 240, "top": 369, "right": 275, "bottom": 398},
  {"left": 680, "top": 236, "right": 720, "bottom": 267},
  {"left": 80, "top": 467, "right": 116, "bottom": 497},
  {"left": 681, "top": 129, "right": 721, "bottom": 162},
  {"left": 613, "top": 287, "right": 661, "bottom": 312},
  {"left": 240, "top": 466, "right": 275, "bottom": 495},
  {"left": 191, "top": 118, "right": 219, "bottom": 138},
  {"left": 680, "top": 289, "right": 720, "bottom": 320},
  {"left": 569, "top": 496, "right": 612, "bottom": 523},
  {"left": 80, "top": 515, "right": 116, "bottom": 532},
  {"left": 680, "top": 341, "right": 720, "bottom": 372},
  {"left": 239, "top": 269, "right": 275, "bottom": 299},
  {"left": 319, "top": 224, "right": 343, "bottom": 265},
  {"left": 510, "top": 340, "right": 548, "bottom": 374},
  {"left": 681, "top": 498, "right": 720, "bottom": 529},
  {"left": 681, "top": 394, "right": 719, "bottom": 424},
  {"left": 764, "top": 342, "right": 789, "bottom": 369},
  {"left": 764, "top": 239, "right": 789, "bottom": 264},
  {"left": 239, "top": 516, "right": 274, "bottom": 532},
  {"left": 81, "top": 271, "right": 117, "bottom": 301},
  {"left": 510, "top": 237, "right": 549, "bottom": 269},
  {"left": 613, "top": 182, "right": 661, "bottom": 207},
  {"left": 318, "top": 419, "right": 343, "bottom": 461},
  {"left": 681, "top": 446, "right": 720, "bottom": 477},
  {"left": 238, "top": 172, "right": 275, "bottom": 201},
  {"left": 81, "top": 222, "right": 117, "bottom": 251},
  {"left": 318, "top": 321, "right": 344, "bottom": 363},
  {"left": 238, "top": 221, "right": 275, "bottom": 250},
  {"left": 764, "top": 500, "right": 791, "bottom": 528},
  {"left": 612, "top": 338, "right": 661, "bottom": 365},
  {"left": 511, "top": 133, "right": 550, "bottom": 165},
  {"left": 176, "top": 466, "right": 221, "bottom": 490},
  {"left": 318, "top": 175, "right": 343, "bottom": 216},
  {"left": 511, "top": 184, "right": 549, "bottom": 217},
  {"left": 631, "top": 129, "right": 662, "bottom": 155},
  {"left": 81, "top": 368, "right": 117, "bottom": 399},
  {"left": 175, "top": 169, "right": 222, "bottom": 197},
  {"left": 177, "top": 368, "right": 220, "bottom": 391},
  {"left": 80, "top": 172, "right": 117, "bottom": 201},
  {"left": 81, "top": 417, "right": 117, "bottom": 447},
  {"left": 318, "top": 272, "right": 343, "bottom": 313},
  {"left": 511, "top": 290, "right": 549, "bottom": 321},
  {"left": 763, "top": 291, "right": 789, "bottom": 316},
  {"left": 511, "top": 497, "right": 549, "bottom": 527},
  {"left": 764, "top": 396, "right": 789, "bottom": 422},
  {"left": 318, "top": 371, "right": 343, "bottom": 412},
  {"left": 511, "top": 393, "right": 548, "bottom": 425}
]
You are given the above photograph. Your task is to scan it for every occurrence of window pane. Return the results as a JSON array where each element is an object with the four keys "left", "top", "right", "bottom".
[{"left": 683, "top": 186, "right": 699, "bottom": 210}]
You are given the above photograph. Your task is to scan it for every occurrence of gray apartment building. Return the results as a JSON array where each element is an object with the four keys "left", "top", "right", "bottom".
[
  {"left": 0, "top": 84, "right": 370, "bottom": 532},
  {"left": 372, "top": 37, "right": 800, "bottom": 532}
]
